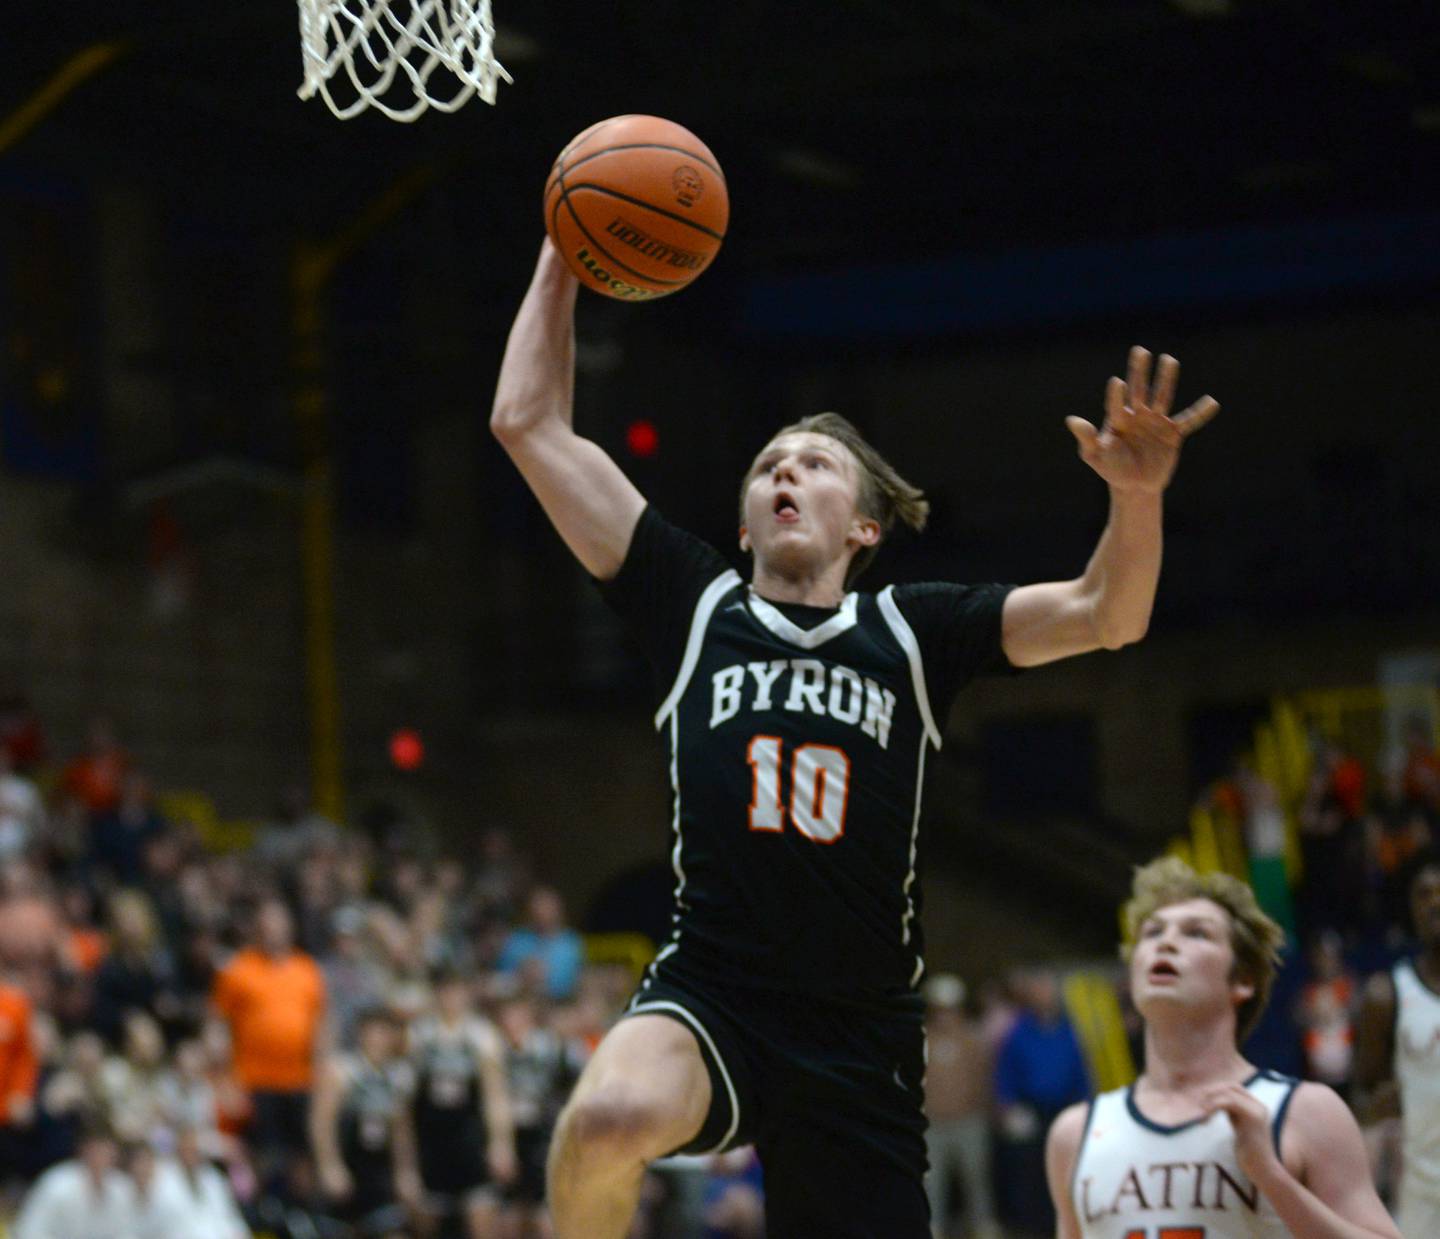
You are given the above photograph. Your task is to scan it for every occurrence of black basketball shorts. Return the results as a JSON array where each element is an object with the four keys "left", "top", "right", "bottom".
[{"left": 625, "top": 963, "right": 931, "bottom": 1238}]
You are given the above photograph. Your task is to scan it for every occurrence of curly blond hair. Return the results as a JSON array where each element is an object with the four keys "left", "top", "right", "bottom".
[
  {"left": 738, "top": 412, "right": 930, "bottom": 585},
  {"left": 1120, "top": 855, "right": 1286, "bottom": 1043}
]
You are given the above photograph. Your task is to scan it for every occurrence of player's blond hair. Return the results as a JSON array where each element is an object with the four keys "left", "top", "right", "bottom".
[
  {"left": 739, "top": 412, "right": 930, "bottom": 585},
  {"left": 1120, "top": 855, "right": 1286, "bottom": 1043}
]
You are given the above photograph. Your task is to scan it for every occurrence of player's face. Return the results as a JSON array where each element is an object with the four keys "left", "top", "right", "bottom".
[
  {"left": 1130, "top": 897, "right": 1251, "bottom": 1025},
  {"left": 740, "top": 432, "right": 876, "bottom": 575},
  {"left": 1413, "top": 865, "right": 1440, "bottom": 949}
]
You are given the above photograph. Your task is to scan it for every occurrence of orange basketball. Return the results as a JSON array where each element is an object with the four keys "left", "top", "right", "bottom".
[{"left": 543, "top": 115, "right": 729, "bottom": 302}]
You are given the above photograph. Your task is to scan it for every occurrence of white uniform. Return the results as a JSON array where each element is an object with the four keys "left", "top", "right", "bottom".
[
  {"left": 12, "top": 1161, "right": 138, "bottom": 1239},
  {"left": 1072, "top": 1071, "right": 1298, "bottom": 1239},
  {"left": 1393, "top": 959, "right": 1440, "bottom": 1239}
]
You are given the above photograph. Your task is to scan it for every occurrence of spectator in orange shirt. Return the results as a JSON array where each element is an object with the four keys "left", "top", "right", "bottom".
[
  {"left": 209, "top": 896, "right": 327, "bottom": 1192},
  {"left": 0, "top": 978, "right": 39, "bottom": 1186},
  {"left": 59, "top": 716, "right": 130, "bottom": 818}
]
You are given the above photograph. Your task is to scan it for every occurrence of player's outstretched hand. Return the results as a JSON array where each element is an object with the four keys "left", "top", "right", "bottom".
[
  {"left": 1196, "top": 1081, "right": 1282, "bottom": 1187},
  {"left": 1065, "top": 346, "right": 1219, "bottom": 494}
]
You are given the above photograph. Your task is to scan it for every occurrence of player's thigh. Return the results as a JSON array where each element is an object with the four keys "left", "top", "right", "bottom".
[{"left": 562, "top": 1013, "right": 712, "bottom": 1155}]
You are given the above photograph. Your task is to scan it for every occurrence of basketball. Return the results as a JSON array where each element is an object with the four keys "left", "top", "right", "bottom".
[{"left": 543, "top": 115, "right": 729, "bottom": 302}]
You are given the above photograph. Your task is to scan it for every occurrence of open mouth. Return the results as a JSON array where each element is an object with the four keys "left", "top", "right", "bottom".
[
  {"left": 773, "top": 491, "right": 799, "bottom": 521},
  {"left": 1149, "top": 961, "right": 1179, "bottom": 980}
]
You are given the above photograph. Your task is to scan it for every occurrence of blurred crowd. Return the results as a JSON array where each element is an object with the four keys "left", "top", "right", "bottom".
[
  {"left": 0, "top": 701, "right": 759, "bottom": 1239},
  {"left": 1, "top": 692, "right": 1435, "bottom": 1239},
  {"left": 921, "top": 713, "right": 1440, "bottom": 1239}
]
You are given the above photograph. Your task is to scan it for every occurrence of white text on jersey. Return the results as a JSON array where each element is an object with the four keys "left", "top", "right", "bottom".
[{"left": 709, "top": 659, "right": 898, "bottom": 749}]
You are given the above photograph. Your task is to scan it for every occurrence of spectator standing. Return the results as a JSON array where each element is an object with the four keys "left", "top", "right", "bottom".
[
  {"left": 0, "top": 746, "right": 45, "bottom": 862},
  {"left": 1401, "top": 715, "right": 1440, "bottom": 815},
  {"left": 1298, "top": 738, "right": 1368, "bottom": 942},
  {"left": 199, "top": 1021, "right": 255, "bottom": 1165},
  {"left": 101, "top": 1010, "right": 170, "bottom": 1145},
  {"left": 59, "top": 716, "right": 130, "bottom": 820},
  {"left": 18, "top": 1011, "right": 78, "bottom": 1181},
  {"left": 11, "top": 1125, "right": 136, "bottom": 1239},
  {"left": 147, "top": 1126, "right": 252, "bottom": 1238},
  {"left": 320, "top": 905, "right": 387, "bottom": 1050},
  {"left": 994, "top": 968, "right": 1090, "bottom": 1238},
  {"left": 88, "top": 772, "right": 166, "bottom": 889},
  {"left": 1355, "top": 850, "right": 1440, "bottom": 1239},
  {"left": 310, "top": 1005, "right": 416, "bottom": 1239},
  {"left": 0, "top": 861, "right": 64, "bottom": 1005},
  {"left": 1296, "top": 930, "right": 1358, "bottom": 1095},
  {"left": 409, "top": 967, "right": 516, "bottom": 1236},
  {"left": 0, "top": 692, "right": 47, "bottom": 774},
  {"left": 496, "top": 887, "right": 584, "bottom": 1002},
  {"left": 91, "top": 889, "right": 179, "bottom": 1047},
  {"left": 922, "top": 974, "right": 1001, "bottom": 1239},
  {"left": 0, "top": 975, "right": 39, "bottom": 1183},
  {"left": 157, "top": 1037, "right": 233, "bottom": 1163},
  {"left": 253, "top": 784, "right": 339, "bottom": 872},
  {"left": 1367, "top": 767, "right": 1434, "bottom": 940},
  {"left": 210, "top": 897, "right": 327, "bottom": 1188},
  {"left": 498, "top": 992, "right": 584, "bottom": 1237}
]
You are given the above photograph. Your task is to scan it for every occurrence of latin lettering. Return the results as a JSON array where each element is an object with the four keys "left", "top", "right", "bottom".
[
  {"left": 1079, "top": 1177, "right": 1104, "bottom": 1225},
  {"left": 784, "top": 659, "right": 828, "bottom": 715},
  {"left": 1150, "top": 1162, "right": 1187, "bottom": 1209},
  {"left": 1190, "top": 1162, "right": 1207, "bottom": 1209},
  {"left": 747, "top": 660, "right": 788, "bottom": 711},
  {"left": 1213, "top": 1164, "right": 1259, "bottom": 1212},
  {"left": 1110, "top": 1167, "right": 1151, "bottom": 1214},
  {"left": 828, "top": 666, "right": 864, "bottom": 724},
  {"left": 710, "top": 666, "right": 745, "bottom": 727},
  {"left": 861, "top": 679, "right": 896, "bottom": 749}
]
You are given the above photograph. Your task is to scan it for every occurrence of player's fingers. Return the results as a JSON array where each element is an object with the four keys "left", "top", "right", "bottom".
[
  {"left": 1066, "top": 416, "right": 1100, "bottom": 455},
  {"left": 1127, "top": 346, "right": 1152, "bottom": 412},
  {"left": 1103, "top": 376, "right": 1127, "bottom": 428},
  {"left": 1172, "top": 396, "right": 1220, "bottom": 437},
  {"left": 1151, "top": 354, "right": 1179, "bottom": 418}
]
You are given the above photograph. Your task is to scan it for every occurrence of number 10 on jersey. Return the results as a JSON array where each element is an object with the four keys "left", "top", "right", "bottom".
[{"left": 746, "top": 736, "right": 851, "bottom": 843}]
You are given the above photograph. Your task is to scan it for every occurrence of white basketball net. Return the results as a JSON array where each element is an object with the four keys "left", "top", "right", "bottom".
[{"left": 297, "top": 0, "right": 511, "bottom": 122}]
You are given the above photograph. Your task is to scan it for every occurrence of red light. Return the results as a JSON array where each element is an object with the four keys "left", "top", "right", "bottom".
[
  {"left": 625, "top": 419, "right": 659, "bottom": 459},
  {"left": 389, "top": 728, "right": 424, "bottom": 771}
]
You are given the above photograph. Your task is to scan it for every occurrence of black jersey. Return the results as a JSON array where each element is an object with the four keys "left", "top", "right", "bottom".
[
  {"left": 600, "top": 506, "right": 1013, "bottom": 1002},
  {"left": 338, "top": 1054, "right": 406, "bottom": 1185},
  {"left": 410, "top": 1014, "right": 498, "bottom": 1191}
]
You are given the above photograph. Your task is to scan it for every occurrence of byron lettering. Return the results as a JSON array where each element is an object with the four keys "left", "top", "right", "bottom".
[{"left": 709, "top": 658, "right": 896, "bottom": 749}]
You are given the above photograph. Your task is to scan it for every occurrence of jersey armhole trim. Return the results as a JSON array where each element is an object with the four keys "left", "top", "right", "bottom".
[
  {"left": 1069, "top": 1097, "right": 1096, "bottom": 1203},
  {"left": 626, "top": 999, "right": 741, "bottom": 1154},
  {"left": 877, "top": 586, "right": 942, "bottom": 750},
  {"left": 654, "top": 569, "right": 743, "bottom": 730},
  {"left": 1271, "top": 1075, "right": 1301, "bottom": 1159}
]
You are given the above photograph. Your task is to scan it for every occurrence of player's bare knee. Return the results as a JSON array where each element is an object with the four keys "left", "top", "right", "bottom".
[{"left": 559, "top": 1088, "right": 674, "bottom": 1168}]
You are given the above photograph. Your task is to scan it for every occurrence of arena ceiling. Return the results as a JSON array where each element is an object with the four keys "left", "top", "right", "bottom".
[{"left": 4, "top": 0, "right": 1438, "bottom": 282}]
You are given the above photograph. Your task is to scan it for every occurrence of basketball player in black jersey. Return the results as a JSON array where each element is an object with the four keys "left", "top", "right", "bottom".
[{"left": 490, "top": 240, "right": 1220, "bottom": 1238}]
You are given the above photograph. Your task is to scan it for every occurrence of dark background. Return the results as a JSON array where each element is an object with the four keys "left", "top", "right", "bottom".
[{"left": 2, "top": 0, "right": 1438, "bottom": 962}]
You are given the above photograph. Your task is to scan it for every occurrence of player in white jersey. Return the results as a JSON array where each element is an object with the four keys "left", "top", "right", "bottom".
[
  {"left": 1355, "top": 850, "right": 1440, "bottom": 1239},
  {"left": 1047, "top": 856, "right": 1399, "bottom": 1239}
]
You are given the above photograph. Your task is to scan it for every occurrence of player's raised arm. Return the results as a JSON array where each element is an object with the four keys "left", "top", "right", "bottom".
[
  {"left": 1000, "top": 346, "right": 1219, "bottom": 668},
  {"left": 490, "top": 239, "right": 646, "bottom": 581}
]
